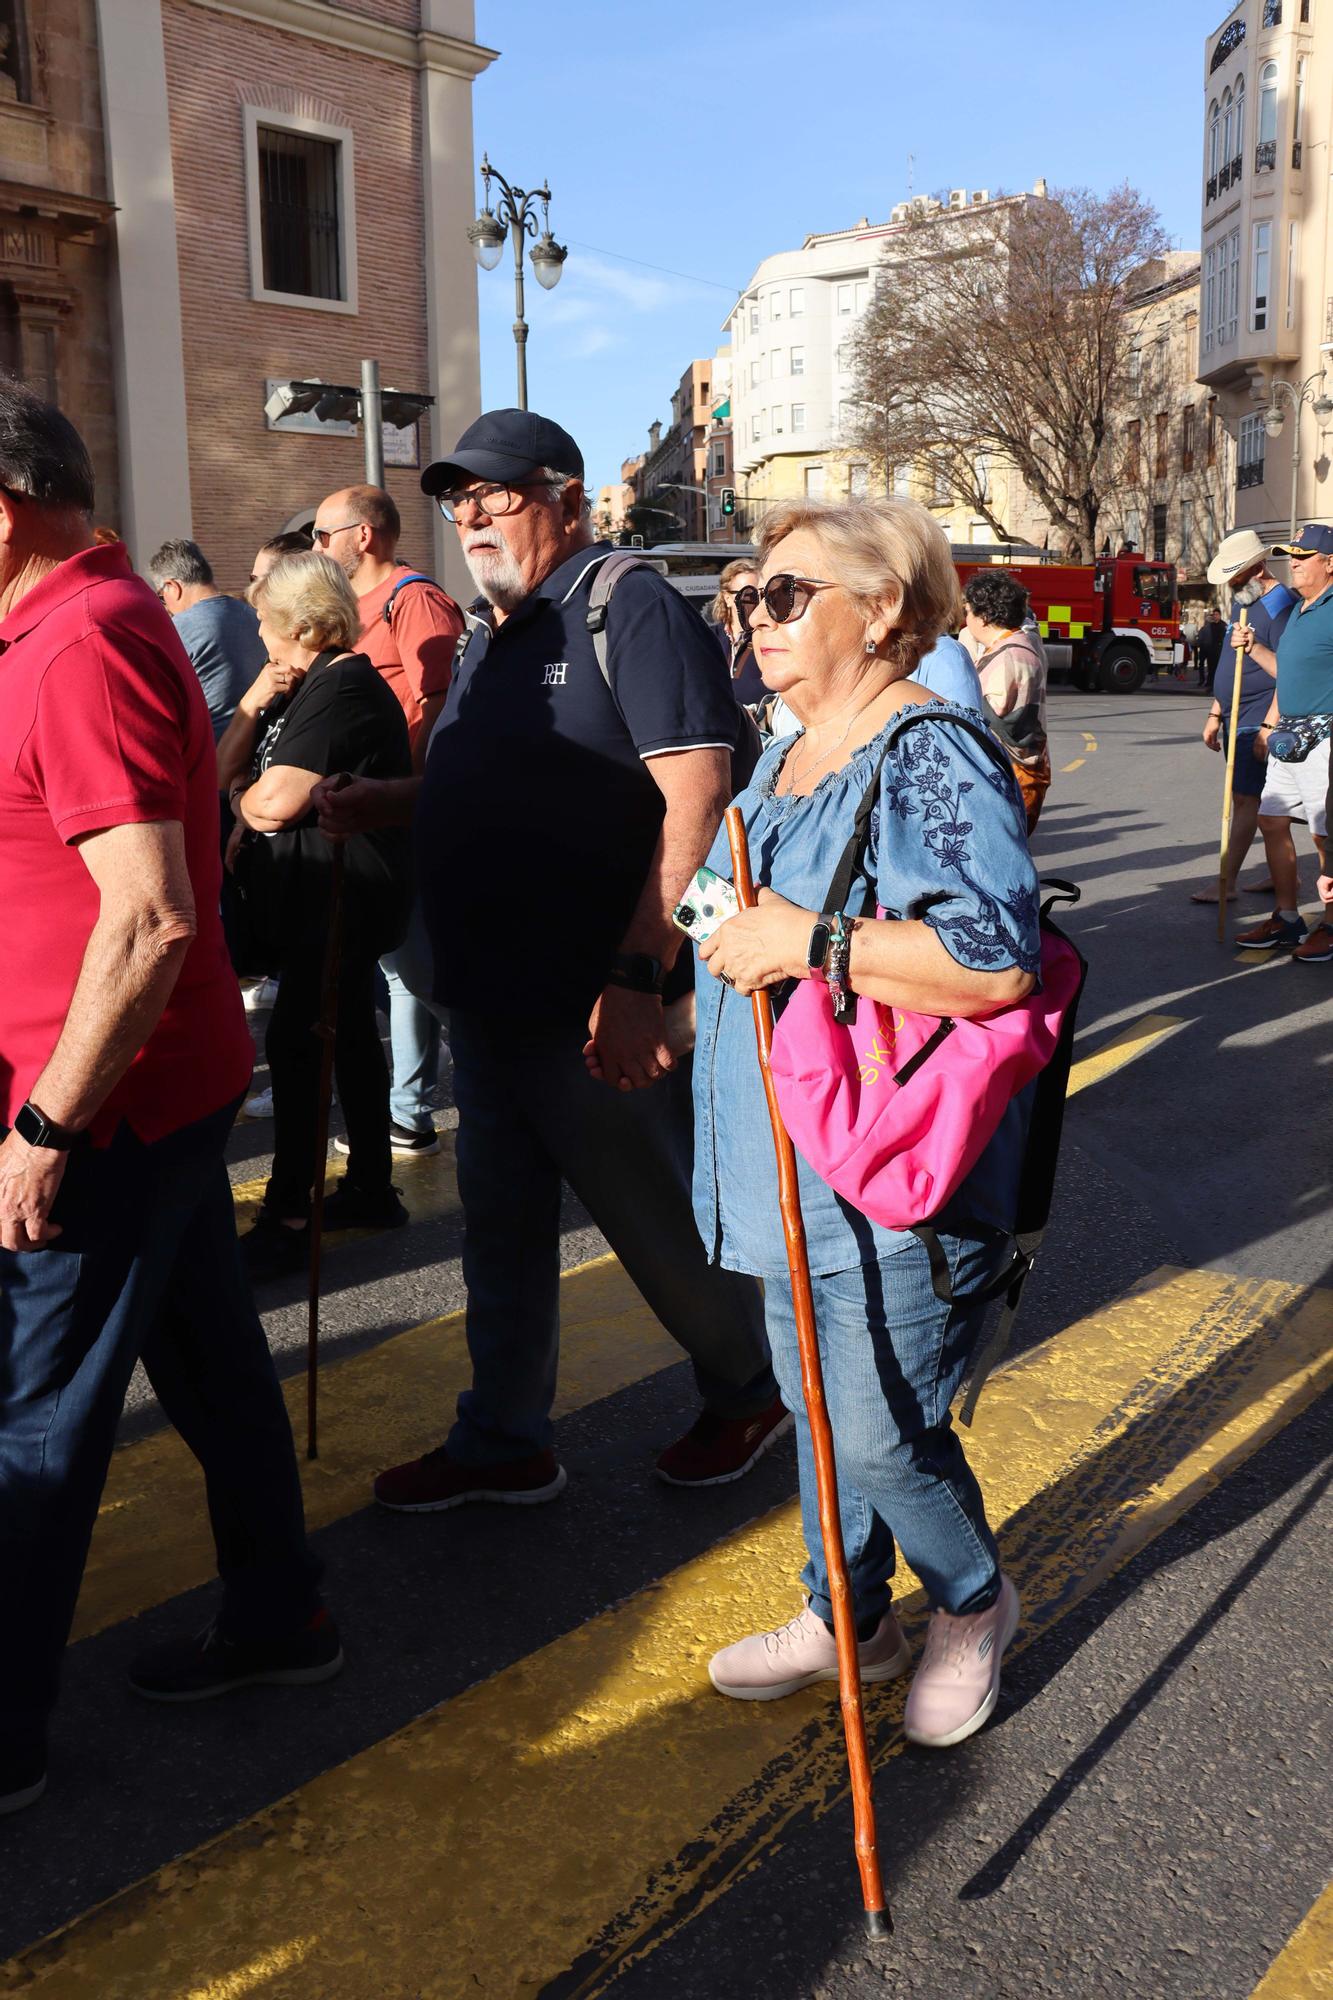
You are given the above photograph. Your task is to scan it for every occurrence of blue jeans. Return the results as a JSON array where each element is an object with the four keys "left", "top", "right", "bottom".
[
  {"left": 0, "top": 1102, "right": 320, "bottom": 1747},
  {"left": 381, "top": 900, "right": 447, "bottom": 1133},
  {"left": 446, "top": 1009, "right": 778, "bottom": 1464},
  {"left": 764, "top": 1233, "right": 1005, "bottom": 1627}
]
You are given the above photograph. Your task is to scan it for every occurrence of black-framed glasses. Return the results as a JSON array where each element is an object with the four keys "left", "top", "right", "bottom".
[
  {"left": 753, "top": 573, "right": 840, "bottom": 624},
  {"left": 436, "top": 478, "right": 551, "bottom": 525}
]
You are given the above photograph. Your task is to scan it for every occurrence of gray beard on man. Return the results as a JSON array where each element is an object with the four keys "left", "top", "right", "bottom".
[{"left": 463, "top": 537, "right": 528, "bottom": 611}]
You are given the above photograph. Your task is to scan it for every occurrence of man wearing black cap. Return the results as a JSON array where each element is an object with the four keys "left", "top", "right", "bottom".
[
  {"left": 1235, "top": 523, "right": 1333, "bottom": 960},
  {"left": 318, "top": 410, "right": 784, "bottom": 1511}
]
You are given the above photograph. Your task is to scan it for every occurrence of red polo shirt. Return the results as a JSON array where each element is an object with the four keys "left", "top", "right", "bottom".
[{"left": 0, "top": 542, "right": 253, "bottom": 1143}]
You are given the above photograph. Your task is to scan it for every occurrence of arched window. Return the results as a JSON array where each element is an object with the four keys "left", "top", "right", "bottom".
[
  {"left": 1234, "top": 74, "right": 1245, "bottom": 156},
  {"left": 1259, "top": 61, "right": 1279, "bottom": 143},
  {"left": 1208, "top": 99, "right": 1221, "bottom": 177},
  {"left": 1222, "top": 87, "right": 1234, "bottom": 161}
]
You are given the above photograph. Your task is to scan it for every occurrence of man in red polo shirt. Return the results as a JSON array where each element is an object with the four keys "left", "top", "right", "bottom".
[{"left": 0, "top": 385, "right": 338, "bottom": 1817}]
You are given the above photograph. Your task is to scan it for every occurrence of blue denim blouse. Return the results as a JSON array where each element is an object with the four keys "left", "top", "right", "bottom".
[{"left": 691, "top": 701, "right": 1043, "bottom": 1278}]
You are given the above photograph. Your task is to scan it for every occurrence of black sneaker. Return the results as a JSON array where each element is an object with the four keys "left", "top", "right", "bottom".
[
  {"left": 335, "top": 1123, "right": 441, "bottom": 1158},
  {"left": 320, "top": 1180, "right": 409, "bottom": 1231},
  {"left": 240, "top": 1209, "right": 309, "bottom": 1281},
  {"left": 128, "top": 1609, "right": 343, "bottom": 1703},
  {"left": 0, "top": 1740, "right": 47, "bottom": 1817}
]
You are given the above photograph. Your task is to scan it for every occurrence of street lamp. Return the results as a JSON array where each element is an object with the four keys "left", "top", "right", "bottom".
[
  {"left": 467, "top": 154, "right": 567, "bottom": 411},
  {"left": 1261, "top": 369, "right": 1333, "bottom": 540}
]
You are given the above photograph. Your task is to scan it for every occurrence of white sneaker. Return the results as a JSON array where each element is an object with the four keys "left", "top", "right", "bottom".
[
  {"left": 902, "top": 1575, "right": 1020, "bottom": 1748},
  {"left": 242, "top": 1086, "right": 273, "bottom": 1119},
  {"left": 708, "top": 1603, "right": 911, "bottom": 1702},
  {"left": 242, "top": 978, "right": 280, "bottom": 1015}
]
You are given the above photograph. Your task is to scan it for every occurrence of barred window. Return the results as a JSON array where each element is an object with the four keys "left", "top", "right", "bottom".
[{"left": 258, "top": 127, "right": 342, "bottom": 301}]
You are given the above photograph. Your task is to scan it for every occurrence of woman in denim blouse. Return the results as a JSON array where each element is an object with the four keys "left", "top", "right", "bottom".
[{"left": 696, "top": 497, "right": 1042, "bottom": 1749}]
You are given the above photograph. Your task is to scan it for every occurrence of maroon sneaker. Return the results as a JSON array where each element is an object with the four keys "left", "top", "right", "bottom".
[
  {"left": 373, "top": 1445, "right": 567, "bottom": 1513},
  {"left": 656, "top": 1396, "right": 793, "bottom": 1487}
]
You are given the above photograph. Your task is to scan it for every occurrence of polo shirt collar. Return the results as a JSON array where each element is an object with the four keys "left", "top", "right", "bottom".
[
  {"left": 470, "top": 541, "right": 613, "bottom": 641},
  {"left": 1297, "top": 581, "right": 1333, "bottom": 615},
  {"left": 0, "top": 540, "right": 131, "bottom": 646}
]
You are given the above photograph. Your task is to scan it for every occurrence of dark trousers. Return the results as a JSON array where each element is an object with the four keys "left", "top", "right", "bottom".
[
  {"left": 266, "top": 939, "right": 391, "bottom": 1215},
  {"left": 446, "top": 1009, "right": 777, "bottom": 1465},
  {"left": 0, "top": 1102, "right": 320, "bottom": 1748}
]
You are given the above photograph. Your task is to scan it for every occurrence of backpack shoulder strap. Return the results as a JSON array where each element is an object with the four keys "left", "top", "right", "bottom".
[
  {"left": 584, "top": 551, "right": 661, "bottom": 688},
  {"left": 382, "top": 571, "right": 437, "bottom": 625}
]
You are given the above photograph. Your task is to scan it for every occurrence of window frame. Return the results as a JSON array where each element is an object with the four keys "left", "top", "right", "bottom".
[
  {"left": 790, "top": 345, "right": 805, "bottom": 376},
  {"left": 1252, "top": 219, "right": 1272, "bottom": 331},
  {"left": 1258, "top": 60, "right": 1279, "bottom": 145},
  {"left": 790, "top": 402, "right": 806, "bottom": 433},
  {"left": 243, "top": 103, "right": 359, "bottom": 315},
  {"left": 789, "top": 286, "right": 805, "bottom": 316}
]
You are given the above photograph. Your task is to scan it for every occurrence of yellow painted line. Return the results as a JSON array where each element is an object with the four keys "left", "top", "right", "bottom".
[
  {"left": 228, "top": 1131, "right": 458, "bottom": 1234},
  {"left": 1250, "top": 1879, "right": 1333, "bottom": 1997},
  {"left": 1068, "top": 1012, "right": 1185, "bottom": 1097},
  {"left": 1060, "top": 756, "right": 1085, "bottom": 773},
  {"left": 73, "top": 1255, "right": 679, "bottom": 1643},
  {"left": 18, "top": 1266, "right": 1333, "bottom": 1999},
  {"left": 1081, "top": 731, "right": 1098, "bottom": 749}
]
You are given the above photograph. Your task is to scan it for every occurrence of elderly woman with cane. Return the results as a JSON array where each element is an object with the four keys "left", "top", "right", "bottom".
[
  {"left": 217, "top": 553, "right": 412, "bottom": 1280},
  {"left": 694, "top": 497, "right": 1041, "bottom": 1748}
]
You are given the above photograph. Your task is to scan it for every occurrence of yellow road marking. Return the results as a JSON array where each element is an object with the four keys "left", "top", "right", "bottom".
[
  {"left": 1067, "top": 1012, "right": 1185, "bottom": 1096},
  {"left": 1250, "top": 1880, "right": 1333, "bottom": 1997},
  {"left": 74, "top": 1256, "right": 679, "bottom": 1643},
  {"left": 228, "top": 1133, "right": 458, "bottom": 1233},
  {"left": 1060, "top": 756, "right": 1085, "bottom": 773},
  {"left": 20, "top": 1266, "right": 1333, "bottom": 1999},
  {"left": 1081, "top": 732, "right": 1098, "bottom": 750}
]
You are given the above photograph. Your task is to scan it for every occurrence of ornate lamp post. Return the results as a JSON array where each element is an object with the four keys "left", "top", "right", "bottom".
[
  {"left": 467, "top": 155, "right": 567, "bottom": 411},
  {"left": 1262, "top": 369, "right": 1333, "bottom": 541}
]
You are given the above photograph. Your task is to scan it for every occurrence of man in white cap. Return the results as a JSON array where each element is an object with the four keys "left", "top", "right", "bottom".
[{"left": 1191, "top": 529, "right": 1294, "bottom": 904}]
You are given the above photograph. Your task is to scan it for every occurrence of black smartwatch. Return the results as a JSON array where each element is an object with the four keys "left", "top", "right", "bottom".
[
  {"left": 805, "top": 914, "right": 834, "bottom": 974},
  {"left": 606, "top": 951, "right": 665, "bottom": 995},
  {"left": 14, "top": 1100, "right": 86, "bottom": 1151}
]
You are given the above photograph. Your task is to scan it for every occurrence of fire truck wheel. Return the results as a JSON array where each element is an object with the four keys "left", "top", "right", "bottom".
[{"left": 1097, "top": 642, "right": 1148, "bottom": 695}]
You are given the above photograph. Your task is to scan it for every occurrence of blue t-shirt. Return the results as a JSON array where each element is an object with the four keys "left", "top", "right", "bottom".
[
  {"left": 173, "top": 595, "right": 267, "bottom": 742},
  {"left": 1215, "top": 582, "right": 1295, "bottom": 732},
  {"left": 692, "top": 702, "right": 1041, "bottom": 1277},
  {"left": 1275, "top": 583, "right": 1333, "bottom": 717},
  {"left": 418, "top": 544, "right": 744, "bottom": 1020},
  {"left": 913, "top": 635, "right": 984, "bottom": 713}
]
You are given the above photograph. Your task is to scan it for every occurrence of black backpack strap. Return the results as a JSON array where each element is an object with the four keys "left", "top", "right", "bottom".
[
  {"left": 584, "top": 551, "right": 664, "bottom": 688},
  {"left": 382, "top": 571, "right": 436, "bottom": 624}
]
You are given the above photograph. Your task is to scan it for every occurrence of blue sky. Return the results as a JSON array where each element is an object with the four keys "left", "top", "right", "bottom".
[{"left": 471, "top": 0, "right": 1230, "bottom": 495}]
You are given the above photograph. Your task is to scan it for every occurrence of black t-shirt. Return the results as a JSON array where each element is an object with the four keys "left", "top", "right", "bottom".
[
  {"left": 246, "top": 649, "right": 412, "bottom": 959},
  {"left": 416, "top": 545, "right": 745, "bottom": 1021}
]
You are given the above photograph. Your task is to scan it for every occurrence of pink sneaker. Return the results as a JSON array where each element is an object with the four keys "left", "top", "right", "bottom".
[
  {"left": 709, "top": 1603, "right": 911, "bottom": 1702},
  {"left": 903, "top": 1575, "right": 1020, "bottom": 1748}
]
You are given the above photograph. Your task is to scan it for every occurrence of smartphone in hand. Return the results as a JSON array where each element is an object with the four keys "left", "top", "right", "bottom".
[{"left": 673, "top": 867, "right": 740, "bottom": 943}]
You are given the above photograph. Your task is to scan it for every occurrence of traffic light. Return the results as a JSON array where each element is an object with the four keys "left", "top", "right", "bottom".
[{"left": 721, "top": 487, "right": 736, "bottom": 518}]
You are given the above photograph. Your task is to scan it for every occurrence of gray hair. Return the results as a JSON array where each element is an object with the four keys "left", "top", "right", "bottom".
[
  {"left": 0, "top": 377, "right": 95, "bottom": 515},
  {"left": 535, "top": 464, "right": 591, "bottom": 516},
  {"left": 148, "top": 537, "right": 214, "bottom": 589}
]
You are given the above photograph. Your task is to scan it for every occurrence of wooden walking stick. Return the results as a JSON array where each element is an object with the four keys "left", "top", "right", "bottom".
[
  {"left": 1217, "top": 608, "right": 1250, "bottom": 944},
  {"left": 306, "top": 834, "right": 346, "bottom": 1461},
  {"left": 724, "top": 805, "right": 891, "bottom": 1940}
]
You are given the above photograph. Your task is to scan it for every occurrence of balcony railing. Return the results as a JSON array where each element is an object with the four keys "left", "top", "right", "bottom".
[
  {"left": 1256, "top": 139, "right": 1277, "bottom": 171},
  {"left": 1238, "top": 459, "right": 1266, "bottom": 490},
  {"left": 1230, "top": 153, "right": 1243, "bottom": 183},
  {"left": 1218, "top": 163, "right": 1231, "bottom": 191},
  {"left": 1207, "top": 173, "right": 1219, "bottom": 202},
  {"left": 1292, "top": 140, "right": 1303, "bottom": 169}
]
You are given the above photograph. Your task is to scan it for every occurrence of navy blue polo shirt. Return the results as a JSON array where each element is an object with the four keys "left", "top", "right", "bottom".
[
  {"left": 1215, "top": 581, "right": 1296, "bottom": 731},
  {"left": 417, "top": 542, "right": 741, "bottom": 1021}
]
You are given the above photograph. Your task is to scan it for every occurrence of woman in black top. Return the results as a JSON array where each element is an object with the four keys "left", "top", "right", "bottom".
[{"left": 218, "top": 552, "right": 412, "bottom": 1279}]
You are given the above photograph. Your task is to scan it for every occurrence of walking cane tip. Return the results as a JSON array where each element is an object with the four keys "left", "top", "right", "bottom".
[{"left": 863, "top": 1907, "right": 893, "bottom": 1942}]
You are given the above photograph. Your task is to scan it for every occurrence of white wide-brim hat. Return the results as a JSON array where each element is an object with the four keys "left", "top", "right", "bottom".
[{"left": 1207, "top": 527, "right": 1267, "bottom": 590}]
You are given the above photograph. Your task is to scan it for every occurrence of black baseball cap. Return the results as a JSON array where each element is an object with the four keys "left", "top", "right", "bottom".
[
  {"left": 1271, "top": 522, "right": 1333, "bottom": 557},
  {"left": 421, "top": 409, "right": 584, "bottom": 497}
]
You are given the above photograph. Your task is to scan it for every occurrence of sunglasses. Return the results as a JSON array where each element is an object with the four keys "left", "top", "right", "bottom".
[
  {"left": 751, "top": 573, "right": 840, "bottom": 624},
  {"left": 313, "top": 521, "right": 360, "bottom": 547}
]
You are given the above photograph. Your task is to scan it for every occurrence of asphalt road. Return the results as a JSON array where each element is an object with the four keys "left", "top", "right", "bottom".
[{"left": 4, "top": 677, "right": 1329, "bottom": 2000}]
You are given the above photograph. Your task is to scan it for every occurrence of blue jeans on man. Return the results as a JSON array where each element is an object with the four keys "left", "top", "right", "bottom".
[
  {"left": 0, "top": 1101, "right": 320, "bottom": 1756},
  {"left": 380, "top": 899, "right": 447, "bottom": 1134}
]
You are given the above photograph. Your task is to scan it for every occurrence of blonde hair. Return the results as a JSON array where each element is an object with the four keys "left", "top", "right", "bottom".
[
  {"left": 756, "top": 497, "right": 958, "bottom": 677},
  {"left": 707, "top": 557, "right": 759, "bottom": 627},
  {"left": 248, "top": 550, "right": 361, "bottom": 652}
]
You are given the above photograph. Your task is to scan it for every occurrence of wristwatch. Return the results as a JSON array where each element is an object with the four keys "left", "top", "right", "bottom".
[
  {"left": 14, "top": 1100, "right": 86, "bottom": 1151},
  {"left": 606, "top": 951, "right": 665, "bottom": 995}
]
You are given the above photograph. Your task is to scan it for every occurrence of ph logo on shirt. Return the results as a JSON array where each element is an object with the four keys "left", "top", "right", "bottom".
[{"left": 542, "top": 661, "right": 569, "bottom": 687}]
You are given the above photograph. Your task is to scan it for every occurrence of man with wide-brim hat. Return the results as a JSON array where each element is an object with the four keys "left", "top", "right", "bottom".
[
  {"left": 1190, "top": 530, "right": 1295, "bottom": 904},
  {"left": 1234, "top": 523, "right": 1333, "bottom": 958}
]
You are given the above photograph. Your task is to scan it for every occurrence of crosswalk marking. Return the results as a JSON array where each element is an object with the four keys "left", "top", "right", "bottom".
[
  {"left": 1068, "top": 1011, "right": 1185, "bottom": 1096},
  {"left": 75, "top": 1255, "right": 679, "bottom": 1643},
  {"left": 21, "top": 1267, "right": 1332, "bottom": 1999},
  {"left": 1249, "top": 1879, "right": 1333, "bottom": 1997}
]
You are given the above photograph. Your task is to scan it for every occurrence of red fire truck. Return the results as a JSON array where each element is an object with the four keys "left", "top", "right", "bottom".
[{"left": 953, "top": 549, "right": 1180, "bottom": 694}]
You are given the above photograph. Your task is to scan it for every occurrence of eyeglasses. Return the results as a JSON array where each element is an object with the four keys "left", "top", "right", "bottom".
[
  {"left": 312, "top": 521, "right": 360, "bottom": 548},
  {"left": 752, "top": 573, "right": 840, "bottom": 624},
  {"left": 436, "top": 479, "right": 551, "bottom": 525}
]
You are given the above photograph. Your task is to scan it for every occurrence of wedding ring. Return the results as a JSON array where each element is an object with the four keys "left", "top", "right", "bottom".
[{"left": 720, "top": 972, "right": 735, "bottom": 988}]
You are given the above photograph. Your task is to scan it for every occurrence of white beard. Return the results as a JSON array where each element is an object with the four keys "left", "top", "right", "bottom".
[
  {"left": 1232, "top": 578, "right": 1264, "bottom": 607},
  {"left": 462, "top": 530, "right": 527, "bottom": 610}
]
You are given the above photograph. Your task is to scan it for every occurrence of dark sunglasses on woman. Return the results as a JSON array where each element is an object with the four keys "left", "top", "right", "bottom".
[{"left": 751, "top": 574, "right": 839, "bottom": 624}]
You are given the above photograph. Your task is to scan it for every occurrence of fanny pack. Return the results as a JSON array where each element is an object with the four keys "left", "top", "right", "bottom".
[
  {"left": 1268, "top": 713, "right": 1333, "bottom": 763},
  {"left": 768, "top": 709, "right": 1085, "bottom": 1235}
]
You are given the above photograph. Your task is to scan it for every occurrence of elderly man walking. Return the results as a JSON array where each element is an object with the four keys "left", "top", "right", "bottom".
[
  {"left": 312, "top": 484, "right": 462, "bottom": 1154},
  {"left": 316, "top": 410, "right": 785, "bottom": 1509},
  {"left": 148, "top": 537, "right": 266, "bottom": 741},
  {"left": 1235, "top": 524, "right": 1333, "bottom": 960},
  {"left": 0, "top": 386, "right": 337, "bottom": 1816}
]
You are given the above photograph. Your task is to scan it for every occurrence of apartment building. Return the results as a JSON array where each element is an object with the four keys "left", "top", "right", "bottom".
[
  {"left": 1198, "top": 0, "right": 1331, "bottom": 539},
  {"left": 632, "top": 357, "right": 718, "bottom": 542},
  {"left": 0, "top": 0, "right": 494, "bottom": 593}
]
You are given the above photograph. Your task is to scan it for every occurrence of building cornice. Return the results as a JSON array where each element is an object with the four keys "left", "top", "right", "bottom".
[{"left": 182, "top": 0, "right": 499, "bottom": 77}]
